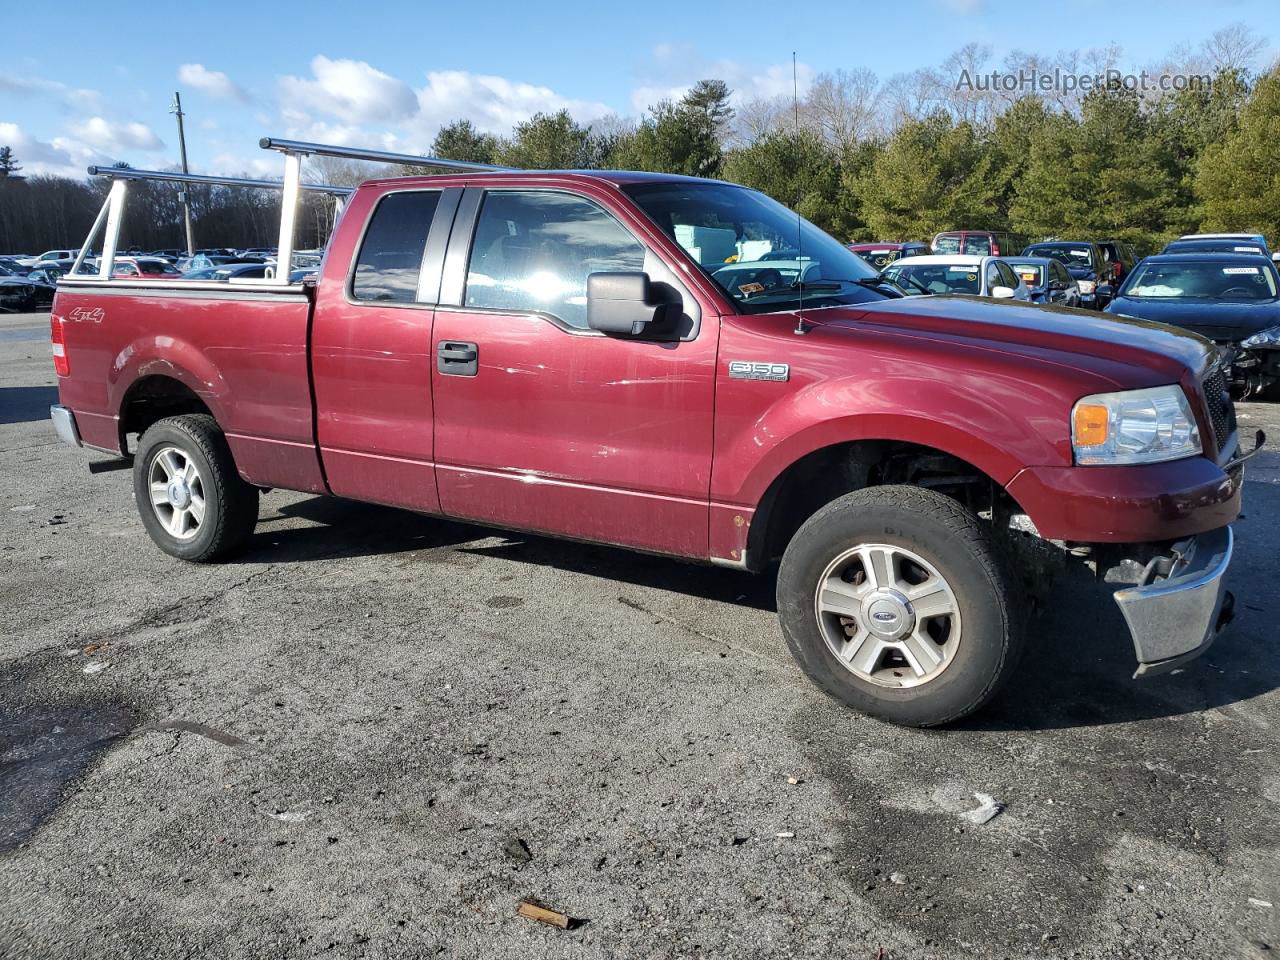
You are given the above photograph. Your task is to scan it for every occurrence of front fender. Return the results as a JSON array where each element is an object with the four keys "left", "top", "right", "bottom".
[{"left": 712, "top": 372, "right": 1074, "bottom": 509}]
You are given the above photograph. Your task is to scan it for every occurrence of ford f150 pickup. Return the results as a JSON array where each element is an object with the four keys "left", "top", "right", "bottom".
[{"left": 47, "top": 138, "right": 1261, "bottom": 726}]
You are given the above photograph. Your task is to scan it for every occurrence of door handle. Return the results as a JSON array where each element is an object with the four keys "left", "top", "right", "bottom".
[{"left": 437, "top": 340, "right": 478, "bottom": 376}]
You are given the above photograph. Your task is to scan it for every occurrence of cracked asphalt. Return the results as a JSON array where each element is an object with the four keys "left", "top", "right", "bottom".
[{"left": 1, "top": 310, "right": 1278, "bottom": 959}]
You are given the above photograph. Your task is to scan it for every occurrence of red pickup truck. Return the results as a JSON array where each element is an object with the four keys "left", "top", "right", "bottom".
[{"left": 48, "top": 151, "right": 1256, "bottom": 726}]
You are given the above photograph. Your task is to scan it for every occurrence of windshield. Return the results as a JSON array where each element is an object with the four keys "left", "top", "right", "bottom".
[
  {"left": 882, "top": 262, "right": 983, "bottom": 295},
  {"left": 1005, "top": 261, "right": 1046, "bottom": 287},
  {"left": 1120, "top": 260, "right": 1278, "bottom": 300},
  {"left": 1026, "top": 244, "right": 1094, "bottom": 269},
  {"left": 622, "top": 182, "right": 891, "bottom": 314}
]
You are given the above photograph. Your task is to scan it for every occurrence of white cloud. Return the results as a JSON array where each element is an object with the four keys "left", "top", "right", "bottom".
[
  {"left": 178, "top": 63, "right": 249, "bottom": 103},
  {"left": 67, "top": 117, "right": 165, "bottom": 153},
  {"left": 279, "top": 56, "right": 418, "bottom": 125},
  {"left": 274, "top": 58, "right": 613, "bottom": 154},
  {"left": 0, "top": 74, "right": 104, "bottom": 113},
  {"left": 630, "top": 45, "right": 814, "bottom": 113},
  {"left": 0, "top": 122, "right": 94, "bottom": 178},
  {"left": 411, "top": 71, "right": 612, "bottom": 135}
]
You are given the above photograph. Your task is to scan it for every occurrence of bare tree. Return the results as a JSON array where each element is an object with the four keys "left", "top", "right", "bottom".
[
  {"left": 802, "top": 69, "right": 883, "bottom": 150},
  {"left": 1202, "top": 23, "right": 1265, "bottom": 75},
  {"left": 729, "top": 96, "right": 791, "bottom": 146}
]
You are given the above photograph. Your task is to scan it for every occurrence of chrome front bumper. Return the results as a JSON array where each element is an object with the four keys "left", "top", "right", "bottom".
[
  {"left": 50, "top": 404, "right": 82, "bottom": 448},
  {"left": 1114, "top": 526, "right": 1234, "bottom": 678}
]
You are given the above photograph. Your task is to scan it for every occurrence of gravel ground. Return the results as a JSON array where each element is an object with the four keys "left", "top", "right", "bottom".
[{"left": 1, "top": 310, "right": 1278, "bottom": 959}]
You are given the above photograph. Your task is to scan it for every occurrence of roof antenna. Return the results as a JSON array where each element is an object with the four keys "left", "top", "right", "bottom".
[{"left": 792, "top": 51, "right": 808, "bottom": 336}]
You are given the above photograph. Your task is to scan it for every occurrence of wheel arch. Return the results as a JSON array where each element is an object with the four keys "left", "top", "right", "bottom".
[
  {"left": 118, "top": 374, "right": 218, "bottom": 453},
  {"left": 744, "top": 436, "right": 1031, "bottom": 570}
]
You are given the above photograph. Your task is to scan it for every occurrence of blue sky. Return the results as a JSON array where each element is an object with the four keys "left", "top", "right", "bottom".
[{"left": 2, "top": 0, "right": 1275, "bottom": 179}]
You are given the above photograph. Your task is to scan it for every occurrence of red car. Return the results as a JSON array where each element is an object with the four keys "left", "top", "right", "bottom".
[
  {"left": 846, "top": 242, "right": 929, "bottom": 269},
  {"left": 48, "top": 159, "right": 1255, "bottom": 725}
]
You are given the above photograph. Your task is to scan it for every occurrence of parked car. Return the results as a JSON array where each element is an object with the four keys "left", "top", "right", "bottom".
[
  {"left": 177, "top": 254, "right": 266, "bottom": 273},
  {"left": 30, "top": 258, "right": 91, "bottom": 277},
  {"left": 1162, "top": 238, "right": 1269, "bottom": 257},
  {"left": 1021, "top": 241, "right": 1116, "bottom": 309},
  {"left": 50, "top": 167, "right": 1252, "bottom": 726},
  {"left": 847, "top": 242, "right": 929, "bottom": 269},
  {"left": 0, "top": 262, "right": 53, "bottom": 311},
  {"left": 1179, "top": 233, "right": 1279, "bottom": 266},
  {"left": 111, "top": 257, "right": 183, "bottom": 280},
  {"left": 0, "top": 256, "right": 33, "bottom": 273},
  {"left": 1098, "top": 240, "right": 1138, "bottom": 285},
  {"left": 1002, "top": 256, "right": 1082, "bottom": 307},
  {"left": 931, "top": 231, "right": 1026, "bottom": 257},
  {"left": 1106, "top": 252, "right": 1280, "bottom": 397},
  {"left": 179, "top": 263, "right": 271, "bottom": 281},
  {"left": 880, "top": 254, "right": 1032, "bottom": 300},
  {"left": 33, "top": 249, "right": 77, "bottom": 264}
]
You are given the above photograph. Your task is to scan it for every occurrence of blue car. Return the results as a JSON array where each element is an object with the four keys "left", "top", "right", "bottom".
[
  {"left": 1105, "top": 252, "right": 1280, "bottom": 398},
  {"left": 1021, "top": 241, "right": 1117, "bottom": 309}
]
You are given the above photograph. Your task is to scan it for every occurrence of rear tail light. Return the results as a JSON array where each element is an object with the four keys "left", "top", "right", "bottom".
[{"left": 51, "top": 314, "right": 69, "bottom": 376}]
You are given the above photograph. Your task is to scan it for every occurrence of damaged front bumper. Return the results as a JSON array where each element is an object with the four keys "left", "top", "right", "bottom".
[{"left": 1113, "top": 526, "right": 1234, "bottom": 678}]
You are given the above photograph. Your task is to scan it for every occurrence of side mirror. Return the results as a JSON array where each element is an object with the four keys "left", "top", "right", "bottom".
[
  {"left": 587, "top": 272, "right": 673, "bottom": 336},
  {"left": 990, "top": 285, "right": 1016, "bottom": 299},
  {"left": 1272, "top": 252, "right": 1280, "bottom": 264}
]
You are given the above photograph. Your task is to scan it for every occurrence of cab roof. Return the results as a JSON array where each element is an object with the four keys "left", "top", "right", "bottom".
[{"left": 357, "top": 169, "right": 730, "bottom": 189}]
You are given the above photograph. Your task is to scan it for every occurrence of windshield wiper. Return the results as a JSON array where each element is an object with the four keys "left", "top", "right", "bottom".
[{"left": 850, "top": 277, "right": 913, "bottom": 297}]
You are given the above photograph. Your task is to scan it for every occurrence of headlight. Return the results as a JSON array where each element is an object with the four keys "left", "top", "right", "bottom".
[
  {"left": 1241, "top": 326, "right": 1280, "bottom": 349},
  {"left": 1077, "top": 280, "right": 1097, "bottom": 294},
  {"left": 1072, "top": 385, "right": 1202, "bottom": 465}
]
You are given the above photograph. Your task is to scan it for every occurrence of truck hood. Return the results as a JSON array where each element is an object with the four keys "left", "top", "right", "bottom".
[
  {"left": 804, "top": 294, "right": 1213, "bottom": 389},
  {"left": 1106, "top": 296, "right": 1280, "bottom": 344}
]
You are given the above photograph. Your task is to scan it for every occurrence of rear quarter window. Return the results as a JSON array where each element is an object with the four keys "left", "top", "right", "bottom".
[{"left": 351, "top": 191, "right": 442, "bottom": 303}]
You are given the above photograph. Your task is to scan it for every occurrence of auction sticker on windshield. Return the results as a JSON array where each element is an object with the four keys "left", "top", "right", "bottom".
[{"left": 1224, "top": 267, "right": 1260, "bottom": 274}]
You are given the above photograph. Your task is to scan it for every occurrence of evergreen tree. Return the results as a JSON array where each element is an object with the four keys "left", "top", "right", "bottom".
[
  {"left": 494, "top": 110, "right": 605, "bottom": 170},
  {"left": 430, "top": 120, "right": 499, "bottom": 166},
  {"left": 607, "top": 99, "right": 722, "bottom": 177},
  {"left": 683, "top": 79, "right": 735, "bottom": 137},
  {"left": 721, "top": 130, "right": 856, "bottom": 239},
  {"left": 0, "top": 146, "right": 20, "bottom": 178},
  {"left": 851, "top": 114, "right": 1000, "bottom": 240},
  {"left": 1196, "top": 70, "right": 1280, "bottom": 238},
  {"left": 1011, "top": 88, "right": 1184, "bottom": 248}
]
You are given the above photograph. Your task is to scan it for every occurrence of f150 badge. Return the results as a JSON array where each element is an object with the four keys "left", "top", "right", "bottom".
[{"left": 728, "top": 360, "right": 789, "bottom": 382}]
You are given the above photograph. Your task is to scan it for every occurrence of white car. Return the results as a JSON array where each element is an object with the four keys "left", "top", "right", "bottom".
[
  {"left": 880, "top": 254, "right": 1033, "bottom": 301},
  {"left": 1180, "top": 233, "right": 1280, "bottom": 265}
]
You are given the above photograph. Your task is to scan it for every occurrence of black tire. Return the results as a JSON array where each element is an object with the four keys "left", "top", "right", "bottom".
[
  {"left": 776, "top": 485, "right": 1022, "bottom": 727},
  {"left": 132, "top": 414, "right": 258, "bottom": 562}
]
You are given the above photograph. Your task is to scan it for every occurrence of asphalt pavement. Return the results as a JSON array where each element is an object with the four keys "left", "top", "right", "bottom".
[{"left": 1, "top": 310, "right": 1278, "bottom": 959}]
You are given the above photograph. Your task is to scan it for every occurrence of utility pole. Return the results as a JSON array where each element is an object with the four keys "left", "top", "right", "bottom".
[{"left": 170, "top": 91, "right": 195, "bottom": 256}]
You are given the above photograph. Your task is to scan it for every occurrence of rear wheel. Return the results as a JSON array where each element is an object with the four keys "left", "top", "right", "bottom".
[
  {"left": 132, "top": 414, "right": 258, "bottom": 562},
  {"left": 776, "top": 485, "right": 1022, "bottom": 727}
]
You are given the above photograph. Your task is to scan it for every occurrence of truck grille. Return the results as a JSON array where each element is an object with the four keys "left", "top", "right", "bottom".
[{"left": 1202, "top": 365, "right": 1236, "bottom": 454}]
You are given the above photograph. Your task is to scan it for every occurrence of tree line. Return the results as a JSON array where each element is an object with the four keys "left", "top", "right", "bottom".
[{"left": 2, "top": 30, "right": 1277, "bottom": 255}]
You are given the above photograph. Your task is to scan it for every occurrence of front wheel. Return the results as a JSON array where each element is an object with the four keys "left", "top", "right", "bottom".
[
  {"left": 132, "top": 414, "right": 258, "bottom": 562},
  {"left": 776, "top": 485, "right": 1023, "bottom": 727}
]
